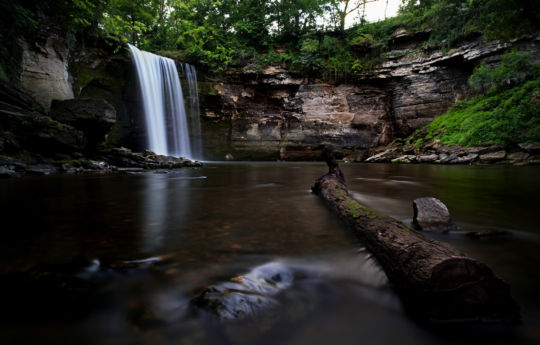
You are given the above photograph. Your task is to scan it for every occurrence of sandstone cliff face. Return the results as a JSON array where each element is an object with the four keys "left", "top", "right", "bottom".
[
  {"left": 19, "top": 26, "right": 74, "bottom": 109},
  {"left": 200, "top": 33, "right": 540, "bottom": 160}
]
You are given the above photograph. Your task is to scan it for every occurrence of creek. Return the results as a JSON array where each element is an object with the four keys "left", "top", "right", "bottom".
[{"left": 0, "top": 163, "right": 538, "bottom": 345}]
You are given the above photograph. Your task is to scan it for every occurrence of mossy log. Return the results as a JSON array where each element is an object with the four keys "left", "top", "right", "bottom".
[{"left": 312, "top": 148, "right": 519, "bottom": 324}]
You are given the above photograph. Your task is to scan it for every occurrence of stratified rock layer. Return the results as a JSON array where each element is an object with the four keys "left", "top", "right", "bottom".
[{"left": 199, "top": 34, "right": 540, "bottom": 160}]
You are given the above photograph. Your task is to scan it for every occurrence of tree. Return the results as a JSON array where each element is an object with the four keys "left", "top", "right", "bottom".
[
  {"left": 329, "top": 0, "right": 376, "bottom": 32},
  {"left": 102, "top": 0, "right": 158, "bottom": 45},
  {"left": 268, "top": 0, "right": 329, "bottom": 42}
]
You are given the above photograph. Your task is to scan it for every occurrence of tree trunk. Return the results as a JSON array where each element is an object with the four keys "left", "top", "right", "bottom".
[{"left": 312, "top": 148, "right": 519, "bottom": 324}]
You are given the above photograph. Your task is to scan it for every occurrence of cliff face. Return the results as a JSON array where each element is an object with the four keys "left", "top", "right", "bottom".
[
  {"left": 200, "top": 33, "right": 540, "bottom": 160},
  {"left": 5, "top": 25, "right": 539, "bottom": 163},
  {"left": 19, "top": 24, "right": 74, "bottom": 110}
]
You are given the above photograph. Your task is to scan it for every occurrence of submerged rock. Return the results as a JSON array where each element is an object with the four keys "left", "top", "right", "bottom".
[
  {"left": 413, "top": 197, "right": 458, "bottom": 231},
  {"left": 191, "top": 262, "right": 293, "bottom": 321}
]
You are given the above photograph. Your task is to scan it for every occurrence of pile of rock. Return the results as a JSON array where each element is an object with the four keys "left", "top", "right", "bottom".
[
  {"left": 99, "top": 147, "right": 202, "bottom": 170},
  {"left": 364, "top": 142, "right": 539, "bottom": 165}
]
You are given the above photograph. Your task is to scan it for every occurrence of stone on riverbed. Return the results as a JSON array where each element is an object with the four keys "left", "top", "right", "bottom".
[
  {"left": 413, "top": 197, "right": 458, "bottom": 231},
  {"left": 191, "top": 262, "right": 293, "bottom": 321}
]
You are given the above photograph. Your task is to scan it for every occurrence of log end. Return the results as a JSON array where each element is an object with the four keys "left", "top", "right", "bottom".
[{"left": 411, "top": 257, "right": 520, "bottom": 324}]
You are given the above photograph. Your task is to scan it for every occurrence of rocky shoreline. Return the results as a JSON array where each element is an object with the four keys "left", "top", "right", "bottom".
[
  {"left": 359, "top": 140, "right": 540, "bottom": 166},
  {"left": 0, "top": 148, "right": 202, "bottom": 178}
]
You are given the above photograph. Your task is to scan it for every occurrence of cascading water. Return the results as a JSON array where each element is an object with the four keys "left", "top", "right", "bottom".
[{"left": 128, "top": 44, "right": 200, "bottom": 159}]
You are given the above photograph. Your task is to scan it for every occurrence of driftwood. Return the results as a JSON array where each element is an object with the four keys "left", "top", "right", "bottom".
[{"left": 312, "top": 148, "right": 519, "bottom": 324}]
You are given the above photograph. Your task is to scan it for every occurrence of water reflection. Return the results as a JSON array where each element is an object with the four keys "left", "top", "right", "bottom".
[
  {"left": 0, "top": 163, "right": 539, "bottom": 345},
  {"left": 142, "top": 175, "right": 170, "bottom": 253}
]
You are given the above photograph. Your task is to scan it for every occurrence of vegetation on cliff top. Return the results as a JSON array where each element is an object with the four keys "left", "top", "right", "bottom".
[
  {"left": 408, "top": 51, "right": 540, "bottom": 147},
  {"left": 1, "top": 1, "right": 539, "bottom": 78}
]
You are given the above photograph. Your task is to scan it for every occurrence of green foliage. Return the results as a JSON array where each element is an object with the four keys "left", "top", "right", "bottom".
[
  {"left": 469, "top": 51, "right": 537, "bottom": 93},
  {"left": 421, "top": 66, "right": 540, "bottom": 147},
  {"left": 399, "top": 0, "right": 540, "bottom": 49},
  {"left": 3, "top": 0, "right": 539, "bottom": 77}
]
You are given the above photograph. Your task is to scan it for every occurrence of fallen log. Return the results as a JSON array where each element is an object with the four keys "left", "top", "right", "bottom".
[{"left": 312, "top": 148, "right": 519, "bottom": 324}]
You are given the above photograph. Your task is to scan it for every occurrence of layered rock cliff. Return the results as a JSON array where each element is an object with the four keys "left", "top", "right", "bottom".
[{"left": 199, "top": 32, "right": 540, "bottom": 160}]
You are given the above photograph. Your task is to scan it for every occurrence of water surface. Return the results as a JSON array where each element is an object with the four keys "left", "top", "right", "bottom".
[{"left": 0, "top": 163, "right": 538, "bottom": 345}]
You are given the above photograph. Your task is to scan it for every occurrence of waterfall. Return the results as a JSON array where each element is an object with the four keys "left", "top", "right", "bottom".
[{"left": 128, "top": 44, "right": 199, "bottom": 159}]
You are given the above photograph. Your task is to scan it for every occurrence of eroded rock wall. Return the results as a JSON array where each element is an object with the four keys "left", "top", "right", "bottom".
[
  {"left": 19, "top": 26, "right": 74, "bottom": 109},
  {"left": 202, "top": 73, "right": 396, "bottom": 160},
  {"left": 200, "top": 33, "right": 539, "bottom": 160}
]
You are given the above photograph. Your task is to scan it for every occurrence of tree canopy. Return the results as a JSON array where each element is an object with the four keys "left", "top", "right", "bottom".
[{"left": 1, "top": 0, "right": 539, "bottom": 76}]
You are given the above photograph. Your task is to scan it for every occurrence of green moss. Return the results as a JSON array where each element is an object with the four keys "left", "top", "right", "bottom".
[
  {"left": 76, "top": 66, "right": 95, "bottom": 90},
  {"left": 424, "top": 77, "right": 540, "bottom": 146},
  {"left": 408, "top": 54, "right": 540, "bottom": 148},
  {"left": 344, "top": 198, "right": 365, "bottom": 218}
]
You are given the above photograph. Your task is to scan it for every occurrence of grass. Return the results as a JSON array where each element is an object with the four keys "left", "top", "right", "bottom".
[{"left": 420, "top": 76, "right": 540, "bottom": 147}]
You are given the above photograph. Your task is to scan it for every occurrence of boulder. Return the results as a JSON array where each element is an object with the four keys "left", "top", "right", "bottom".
[
  {"left": 413, "top": 197, "right": 458, "bottom": 231},
  {"left": 418, "top": 154, "right": 438, "bottom": 162},
  {"left": 518, "top": 142, "right": 540, "bottom": 154},
  {"left": 0, "top": 166, "right": 17, "bottom": 178},
  {"left": 50, "top": 98, "right": 116, "bottom": 148},
  {"left": 479, "top": 151, "right": 506, "bottom": 162},
  {"left": 450, "top": 153, "right": 478, "bottom": 164},
  {"left": 191, "top": 262, "right": 293, "bottom": 320},
  {"left": 507, "top": 151, "right": 529, "bottom": 163},
  {"left": 365, "top": 148, "right": 396, "bottom": 162},
  {"left": 392, "top": 155, "right": 416, "bottom": 163}
]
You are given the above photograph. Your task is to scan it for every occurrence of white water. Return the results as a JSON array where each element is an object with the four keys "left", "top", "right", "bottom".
[{"left": 128, "top": 44, "right": 193, "bottom": 158}]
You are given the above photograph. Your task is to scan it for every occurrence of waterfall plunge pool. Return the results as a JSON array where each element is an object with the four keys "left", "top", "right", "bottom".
[{"left": 0, "top": 163, "right": 539, "bottom": 345}]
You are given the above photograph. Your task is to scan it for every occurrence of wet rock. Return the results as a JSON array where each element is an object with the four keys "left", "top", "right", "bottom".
[
  {"left": 466, "top": 146, "right": 492, "bottom": 155},
  {"left": 86, "top": 160, "right": 110, "bottom": 171},
  {"left": 0, "top": 166, "right": 17, "bottom": 178},
  {"left": 518, "top": 142, "right": 540, "bottom": 154},
  {"left": 418, "top": 154, "right": 438, "bottom": 163},
  {"left": 450, "top": 153, "right": 478, "bottom": 164},
  {"left": 507, "top": 151, "right": 530, "bottom": 163},
  {"left": 100, "top": 147, "right": 202, "bottom": 169},
  {"left": 479, "top": 151, "right": 506, "bottom": 162},
  {"left": 191, "top": 262, "right": 293, "bottom": 321},
  {"left": 436, "top": 153, "right": 457, "bottom": 164},
  {"left": 50, "top": 98, "right": 116, "bottom": 148},
  {"left": 365, "top": 148, "right": 397, "bottom": 162},
  {"left": 413, "top": 197, "right": 458, "bottom": 231},
  {"left": 392, "top": 155, "right": 416, "bottom": 163}
]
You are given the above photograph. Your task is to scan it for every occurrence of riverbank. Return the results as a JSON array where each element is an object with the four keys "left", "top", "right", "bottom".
[{"left": 360, "top": 141, "right": 540, "bottom": 166}]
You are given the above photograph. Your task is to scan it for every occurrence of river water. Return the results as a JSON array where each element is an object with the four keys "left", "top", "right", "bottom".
[{"left": 0, "top": 163, "right": 539, "bottom": 345}]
